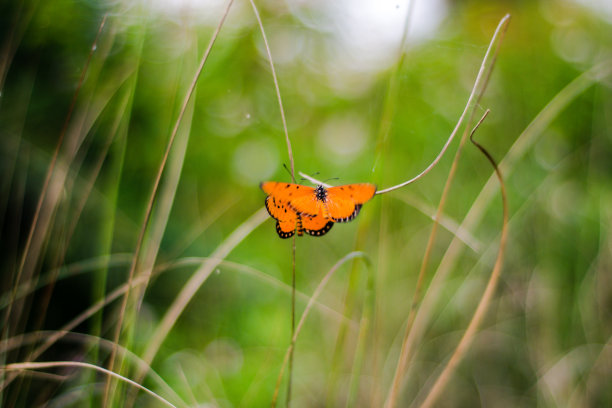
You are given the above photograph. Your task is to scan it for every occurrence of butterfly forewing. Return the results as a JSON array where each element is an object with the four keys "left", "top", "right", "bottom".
[
  {"left": 261, "top": 182, "right": 314, "bottom": 201},
  {"left": 325, "top": 184, "right": 376, "bottom": 222},
  {"left": 324, "top": 191, "right": 357, "bottom": 221},
  {"left": 327, "top": 184, "right": 376, "bottom": 205},
  {"left": 265, "top": 196, "right": 295, "bottom": 222}
]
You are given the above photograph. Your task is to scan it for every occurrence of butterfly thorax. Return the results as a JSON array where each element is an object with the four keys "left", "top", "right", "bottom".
[{"left": 315, "top": 185, "right": 327, "bottom": 202}]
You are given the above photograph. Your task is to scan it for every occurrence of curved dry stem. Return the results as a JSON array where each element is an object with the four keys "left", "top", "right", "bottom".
[
  {"left": 376, "top": 14, "right": 511, "bottom": 196},
  {"left": 463, "top": 59, "right": 612, "bottom": 225},
  {"left": 385, "top": 14, "right": 511, "bottom": 408},
  {"left": 160, "top": 258, "right": 358, "bottom": 328},
  {"left": 398, "top": 60, "right": 612, "bottom": 399},
  {"left": 0, "top": 250, "right": 355, "bottom": 392},
  {"left": 0, "top": 273, "right": 151, "bottom": 392},
  {"left": 249, "top": 0, "right": 295, "bottom": 182},
  {"left": 417, "top": 111, "right": 508, "bottom": 408},
  {"left": 105, "top": 0, "right": 235, "bottom": 398},
  {"left": 136, "top": 208, "right": 269, "bottom": 384},
  {"left": 248, "top": 2, "right": 298, "bottom": 401},
  {"left": 270, "top": 252, "right": 367, "bottom": 408},
  {"left": 0, "top": 330, "right": 185, "bottom": 406},
  {"left": 1, "top": 361, "right": 177, "bottom": 408},
  {"left": 0, "top": 254, "right": 133, "bottom": 309}
]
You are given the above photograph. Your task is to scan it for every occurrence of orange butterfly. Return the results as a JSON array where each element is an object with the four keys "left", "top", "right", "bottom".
[{"left": 261, "top": 181, "right": 376, "bottom": 238}]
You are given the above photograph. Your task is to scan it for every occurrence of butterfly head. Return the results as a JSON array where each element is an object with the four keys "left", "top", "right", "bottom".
[{"left": 315, "top": 185, "right": 327, "bottom": 202}]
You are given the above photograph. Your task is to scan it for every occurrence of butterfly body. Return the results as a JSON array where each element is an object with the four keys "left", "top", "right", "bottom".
[{"left": 261, "top": 181, "right": 376, "bottom": 238}]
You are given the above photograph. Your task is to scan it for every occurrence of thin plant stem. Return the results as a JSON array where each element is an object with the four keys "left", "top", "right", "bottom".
[
  {"left": 371, "top": 0, "right": 416, "bottom": 173},
  {"left": 0, "top": 273, "right": 150, "bottom": 393},
  {"left": 4, "top": 13, "right": 107, "bottom": 340},
  {"left": 104, "top": 0, "right": 234, "bottom": 401},
  {"left": 385, "top": 14, "right": 511, "bottom": 408},
  {"left": 136, "top": 208, "right": 269, "bottom": 382},
  {"left": 248, "top": 0, "right": 295, "bottom": 182},
  {"left": 248, "top": 1, "right": 298, "bottom": 403},
  {"left": 0, "top": 330, "right": 186, "bottom": 407},
  {"left": 287, "top": 236, "right": 296, "bottom": 407},
  {"left": 418, "top": 110, "right": 508, "bottom": 408},
  {"left": 376, "top": 15, "right": 510, "bottom": 195},
  {"left": 1, "top": 361, "right": 177, "bottom": 408},
  {"left": 398, "top": 59, "right": 612, "bottom": 401},
  {"left": 271, "top": 252, "right": 367, "bottom": 408}
]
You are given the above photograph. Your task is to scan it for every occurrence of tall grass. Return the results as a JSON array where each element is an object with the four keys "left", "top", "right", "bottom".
[{"left": 1, "top": 0, "right": 611, "bottom": 407}]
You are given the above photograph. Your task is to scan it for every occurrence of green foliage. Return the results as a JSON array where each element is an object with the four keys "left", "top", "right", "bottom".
[{"left": 1, "top": 0, "right": 611, "bottom": 406}]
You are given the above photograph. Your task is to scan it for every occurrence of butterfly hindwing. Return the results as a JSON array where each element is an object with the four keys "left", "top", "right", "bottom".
[
  {"left": 276, "top": 219, "right": 296, "bottom": 239},
  {"left": 302, "top": 214, "right": 334, "bottom": 236}
]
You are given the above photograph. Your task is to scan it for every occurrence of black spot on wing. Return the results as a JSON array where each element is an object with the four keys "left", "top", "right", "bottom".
[
  {"left": 332, "top": 204, "right": 362, "bottom": 223},
  {"left": 304, "top": 221, "right": 334, "bottom": 237}
]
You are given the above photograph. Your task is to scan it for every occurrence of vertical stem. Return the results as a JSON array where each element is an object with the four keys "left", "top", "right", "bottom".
[{"left": 287, "top": 236, "right": 296, "bottom": 407}]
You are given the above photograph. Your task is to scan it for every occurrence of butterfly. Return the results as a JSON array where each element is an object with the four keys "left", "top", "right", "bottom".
[{"left": 260, "top": 181, "right": 377, "bottom": 238}]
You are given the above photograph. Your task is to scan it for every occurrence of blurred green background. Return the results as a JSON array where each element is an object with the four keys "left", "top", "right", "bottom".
[{"left": 1, "top": 0, "right": 611, "bottom": 406}]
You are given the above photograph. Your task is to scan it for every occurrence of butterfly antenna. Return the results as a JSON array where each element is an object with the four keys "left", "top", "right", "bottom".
[
  {"left": 282, "top": 163, "right": 292, "bottom": 179},
  {"left": 299, "top": 172, "right": 320, "bottom": 184}
]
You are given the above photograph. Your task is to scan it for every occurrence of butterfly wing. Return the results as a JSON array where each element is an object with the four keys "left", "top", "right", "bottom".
[
  {"left": 262, "top": 181, "right": 375, "bottom": 236},
  {"left": 288, "top": 194, "right": 325, "bottom": 218},
  {"left": 262, "top": 182, "right": 312, "bottom": 238},
  {"left": 265, "top": 195, "right": 295, "bottom": 222},
  {"left": 276, "top": 219, "right": 296, "bottom": 239},
  {"left": 325, "top": 183, "right": 376, "bottom": 222},
  {"left": 302, "top": 214, "right": 334, "bottom": 237},
  {"left": 260, "top": 182, "right": 321, "bottom": 218},
  {"left": 261, "top": 182, "right": 314, "bottom": 203}
]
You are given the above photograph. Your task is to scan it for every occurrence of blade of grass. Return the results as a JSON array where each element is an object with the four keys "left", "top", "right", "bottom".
[
  {"left": 4, "top": 13, "right": 108, "bottom": 342},
  {"left": 248, "top": 0, "right": 294, "bottom": 182},
  {"left": 385, "top": 14, "right": 511, "bottom": 407},
  {"left": 395, "top": 193, "right": 482, "bottom": 253},
  {"left": 1, "top": 361, "right": 177, "bottom": 408},
  {"left": 162, "top": 258, "right": 358, "bottom": 327},
  {"left": 417, "top": 110, "right": 508, "bottom": 408},
  {"left": 0, "top": 0, "right": 40, "bottom": 93},
  {"left": 0, "top": 330, "right": 186, "bottom": 407},
  {"left": 345, "top": 258, "right": 375, "bottom": 407},
  {"left": 270, "top": 252, "right": 367, "bottom": 408},
  {"left": 136, "top": 208, "right": 269, "bottom": 383},
  {"left": 105, "top": 0, "right": 235, "bottom": 402},
  {"left": 248, "top": 1, "right": 298, "bottom": 403},
  {"left": 401, "top": 59, "right": 612, "bottom": 400}
]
